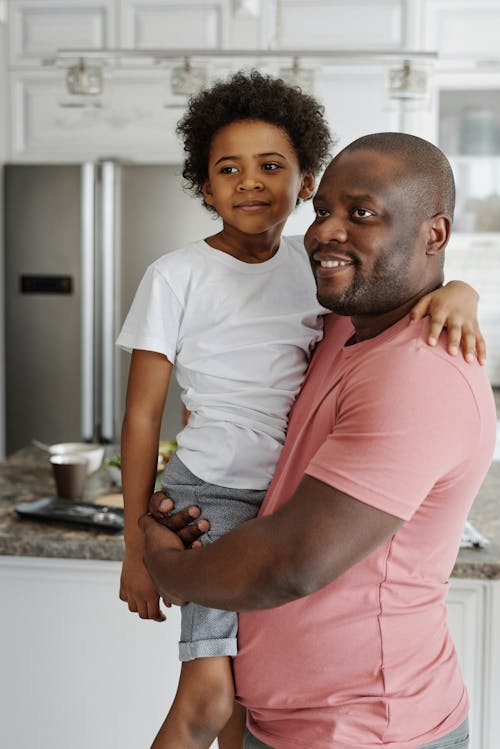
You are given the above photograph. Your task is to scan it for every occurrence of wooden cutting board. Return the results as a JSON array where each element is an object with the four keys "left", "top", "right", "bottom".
[{"left": 94, "top": 493, "right": 124, "bottom": 508}]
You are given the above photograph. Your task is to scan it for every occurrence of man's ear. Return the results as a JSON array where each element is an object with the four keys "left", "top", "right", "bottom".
[
  {"left": 202, "top": 179, "right": 215, "bottom": 207},
  {"left": 426, "top": 214, "right": 452, "bottom": 256},
  {"left": 298, "top": 171, "right": 316, "bottom": 201}
]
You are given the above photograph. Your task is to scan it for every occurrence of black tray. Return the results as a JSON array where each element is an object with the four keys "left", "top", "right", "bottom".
[{"left": 15, "top": 496, "right": 124, "bottom": 532}]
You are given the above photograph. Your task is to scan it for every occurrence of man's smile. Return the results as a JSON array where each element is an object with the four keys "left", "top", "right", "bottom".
[{"left": 312, "top": 251, "right": 355, "bottom": 275}]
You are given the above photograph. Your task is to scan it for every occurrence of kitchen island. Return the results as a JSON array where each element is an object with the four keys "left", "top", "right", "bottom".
[
  {"left": 1, "top": 446, "right": 499, "bottom": 749},
  {"left": 0, "top": 445, "right": 499, "bottom": 576}
]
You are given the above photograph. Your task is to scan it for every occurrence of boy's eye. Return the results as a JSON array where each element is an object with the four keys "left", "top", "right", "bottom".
[
  {"left": 220, "top": 166, "right": 238, "bottom": 174},
  {"left": 352, "top": 208, "right": 374, "bottom": 218},
  {"left": 314, "top": 207, "right": 330, "bottom": 218},
  {"left": 262, "top": 162, "right": 281, "bottom": 171}
]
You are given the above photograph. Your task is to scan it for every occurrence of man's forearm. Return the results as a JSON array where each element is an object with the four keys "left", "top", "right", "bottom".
[
  {"left": 143, "top": 512, "right": 304, "bottom": 612},
  {"left": 143, "top": 474, "right": 403, "bottom": 612}
]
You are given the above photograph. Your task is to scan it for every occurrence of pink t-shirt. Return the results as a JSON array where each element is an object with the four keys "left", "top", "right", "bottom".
[{"left": 235, "top": 313, "right": 496, "bottom": 749}]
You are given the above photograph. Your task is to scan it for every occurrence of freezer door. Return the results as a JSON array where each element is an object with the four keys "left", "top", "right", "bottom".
[
  {"left": 116, "top": 164, "right": 218, "bottom": 442},
  {"left": 4, "top": 165, "right": 85, "bottom": 453}
]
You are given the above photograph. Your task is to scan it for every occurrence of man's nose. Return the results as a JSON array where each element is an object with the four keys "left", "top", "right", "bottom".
[{"left": 312, "top": 215, "right": 348, "bottom": 244}]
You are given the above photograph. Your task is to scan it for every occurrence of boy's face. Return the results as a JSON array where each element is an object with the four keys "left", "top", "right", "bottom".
[{"left": 202, "top": 119, "right": 314, "bottom": 237}]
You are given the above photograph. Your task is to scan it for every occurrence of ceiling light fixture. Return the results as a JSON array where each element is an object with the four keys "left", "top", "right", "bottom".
[
  {"left": 170, "top": 58, "right": 207, "bottom": 96},
  {"left": 66, "top": 58, "right": 103, "bottom": 96},
  {"left": 388, "top": 60, "right": 429, "bottom": 101},
  {"left": 278, "top": 58, "right": 315, "bottom": 92}
]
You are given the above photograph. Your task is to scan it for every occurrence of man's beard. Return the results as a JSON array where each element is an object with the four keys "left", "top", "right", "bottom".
[{"left": 316, "top": 255, "right": 412, "bottom": 316}]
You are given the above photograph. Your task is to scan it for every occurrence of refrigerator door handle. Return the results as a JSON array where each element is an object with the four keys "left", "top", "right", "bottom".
[
  {"left": 100, "top": 161, "right": 116, "bottom": 443},
  {"left": 81, "top": 163, "right": 95, "bottom": 441}
]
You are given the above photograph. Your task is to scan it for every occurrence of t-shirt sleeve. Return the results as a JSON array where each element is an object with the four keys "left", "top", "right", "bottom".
[
  {"left": 115, "top": 263, "right": 183, "bottom": 363},
  {"left": 305, "top": 349, "right": 480, "bottom": 521}
]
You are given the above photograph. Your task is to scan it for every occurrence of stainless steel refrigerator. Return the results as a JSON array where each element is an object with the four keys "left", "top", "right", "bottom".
[{"left": 4, "top": 161, "right": 217, "bottom": 454}]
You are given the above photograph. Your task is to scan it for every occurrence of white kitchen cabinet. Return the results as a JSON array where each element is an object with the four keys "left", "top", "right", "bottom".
[
  {"left": 422, "top": 0, "right": 500, "bottom": 60},
  {"left": 314, "top": 65, "right": 401, "bottom": 151},
  {"left": 9, "top": 69, "right": 186, "bottom": 162},
  {"left": 120, "top": 0, "right": 225, "bottom": 50},
  {"left": 0, "top": 555, "right": 209, "bottom": 749},
  {"left": 275, "top": 0, "right": 410, "bottom": 50},
  {"left": 7, "top": 0, "right": 116, "bottom": 67},
  {"left": 447, "top": 578, "right": 500, "bottom": 749},
  {"left": 0, "top": 555, "right": 497, "bottom": 749},
  {"left": 446, "top": 579, "right": 487, "bottom": 749}
]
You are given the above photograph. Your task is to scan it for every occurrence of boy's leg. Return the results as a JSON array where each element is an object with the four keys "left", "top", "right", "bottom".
[
  {"left": 151, "top": 655, "right": 235, "bottom": 749},
  {"left": 218, "top": 700, "right": 247, "bottom": 749}
]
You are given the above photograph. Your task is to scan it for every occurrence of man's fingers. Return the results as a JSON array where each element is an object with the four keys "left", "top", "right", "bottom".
[
  {"left": 138, "top": 513, "right": 156, "bottom": 533},
  {"left": 148, "top": 491, "right": 203, "bottom": 532},
  {"left": 177, "top": 519, "right": 210, "bottom": 546},
  {"left": 155, "top": 506, "right": 203, "bottom": 533},
  {"left": 149, "top": 490, "right": 174, "bottom": 515}
]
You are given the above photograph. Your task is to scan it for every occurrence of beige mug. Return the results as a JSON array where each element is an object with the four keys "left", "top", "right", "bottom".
[{"left": 50, "top": 454, "right": 88, "bottom": 500}]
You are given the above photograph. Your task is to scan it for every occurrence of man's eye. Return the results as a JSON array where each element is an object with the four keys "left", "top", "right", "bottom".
[
  {"left": 220, "top": 166, "right": 238, "bottom": 174},
  {"left": 353, "top": 208, "right": 374, "bottom": 218}
]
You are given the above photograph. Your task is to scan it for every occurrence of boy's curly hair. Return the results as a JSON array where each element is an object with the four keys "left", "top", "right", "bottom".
[{"left": 176, "top": 70, "right": 333, "bottom": 211}]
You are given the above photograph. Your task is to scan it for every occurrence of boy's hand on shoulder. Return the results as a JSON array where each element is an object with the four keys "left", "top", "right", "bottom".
[{"left": 119, "top": 548, "right": 166, "bottom": 622}]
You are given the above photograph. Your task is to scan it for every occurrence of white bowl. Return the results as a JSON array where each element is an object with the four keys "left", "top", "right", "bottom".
[
  {"left": 48, "top": 443, "right": 105, "bottom": 474},
  {"left": 106, "top": 465, "right": 122, "bottom": 487}
]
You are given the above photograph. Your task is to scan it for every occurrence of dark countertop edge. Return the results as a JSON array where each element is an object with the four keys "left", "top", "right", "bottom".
[
  {"left": 1, "top": 537, "right": 499, "bottom": 579},
  {"left": 0, "top": 537, "right": 124, "bottom": 562}
]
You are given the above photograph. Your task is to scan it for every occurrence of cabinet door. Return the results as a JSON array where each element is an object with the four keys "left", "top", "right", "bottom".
[
  {"left": 0, "top": 556, "right": 220, "bottom": 749},
  {"left": 275, "top": 0, "right": 409, "bottom": 49},
  {"left": 120, "top": 0, "right": 224, "bottom": 49},
  {"left": 9, "top": 69, "right": 186, "bottom": 162},
  {"left": 8, "top": 0, "right": 116, "bottom": 67},
  {"left": 423, "top": 0, "right": 500, "bottom": 60},
  {"left": 446, "top": 579, "right": 487, "bottom": 749}
]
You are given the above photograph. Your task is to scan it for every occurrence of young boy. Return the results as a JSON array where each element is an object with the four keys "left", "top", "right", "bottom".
[{"left": 116, "top": 72, "right": 483, "bottom": 749}]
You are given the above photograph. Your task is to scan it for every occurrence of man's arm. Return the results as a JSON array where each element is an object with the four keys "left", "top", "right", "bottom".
[{"left": 140, "top": 475, "right": 403, "bottom": 612}]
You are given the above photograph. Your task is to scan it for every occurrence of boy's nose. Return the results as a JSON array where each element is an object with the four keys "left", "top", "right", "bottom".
[{"left": 237, "top": 174, "right": 264, "bottom": 191}]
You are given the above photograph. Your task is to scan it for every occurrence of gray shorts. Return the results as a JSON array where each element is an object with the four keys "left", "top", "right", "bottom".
[
  {"left": 162, "top": 453, "right": 266, "bottom": 662},
  {"left": 244, "top": 717, "right": 469, "bottom": 749}
]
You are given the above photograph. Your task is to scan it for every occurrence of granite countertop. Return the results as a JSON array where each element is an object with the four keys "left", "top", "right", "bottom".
[
  {"left": 0, "top": 446, "right": 499, "bottom": 578},
  {"left": 0, "top": 446, "right": 125, "bottom": 561}
]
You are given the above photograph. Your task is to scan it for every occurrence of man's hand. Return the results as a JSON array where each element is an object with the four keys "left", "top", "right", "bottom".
[
  {"left": 147, "top": 490, "right": 210, "bottom": 549},
  {"left": 139, "top": 495, "right": 211, "bottom": 605}
]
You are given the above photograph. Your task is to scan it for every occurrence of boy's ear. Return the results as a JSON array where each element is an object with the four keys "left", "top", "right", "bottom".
[
  {"left": 425, "top": 214, "right": 451, "bottom": 256},
  {"left": 298, "top": 172, "right": 316, "bottom": 201},
  {"left": 202, "top": 179, "right": 215, "bottom": 206}
]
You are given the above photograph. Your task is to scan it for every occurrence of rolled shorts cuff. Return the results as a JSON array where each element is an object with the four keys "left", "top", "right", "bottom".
[{"left": 179, "top": 637, "right": 238, "bottom": 662}]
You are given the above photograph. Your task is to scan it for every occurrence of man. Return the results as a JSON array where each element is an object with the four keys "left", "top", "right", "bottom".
[{"left": 140, "top": 133, "right": 496, "bottom": 749}]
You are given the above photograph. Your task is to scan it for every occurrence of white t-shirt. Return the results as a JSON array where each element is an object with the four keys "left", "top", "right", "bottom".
[{"left": 116, "top": 236, "right": 325, "bottom": 489}]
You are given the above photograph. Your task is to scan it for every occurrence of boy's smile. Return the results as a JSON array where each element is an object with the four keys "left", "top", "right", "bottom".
[{"left": 203, "top": 119, "right": 314, "bottom": 261}]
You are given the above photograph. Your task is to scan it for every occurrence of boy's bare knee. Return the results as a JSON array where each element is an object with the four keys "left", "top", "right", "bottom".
[
  {"left": 189, "top": 676, "right": 235, "bottom": 735},
  {"left": 171, "top": 656, "right": 236, "bottom": 738}
]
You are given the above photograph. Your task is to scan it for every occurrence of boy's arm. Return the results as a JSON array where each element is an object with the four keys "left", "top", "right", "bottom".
[
  {"left": 120, "top": 349, "right": 172, "bottom": 621},
  {"left": 410, "top": 280, "right": 486, "bottom": 364}
]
